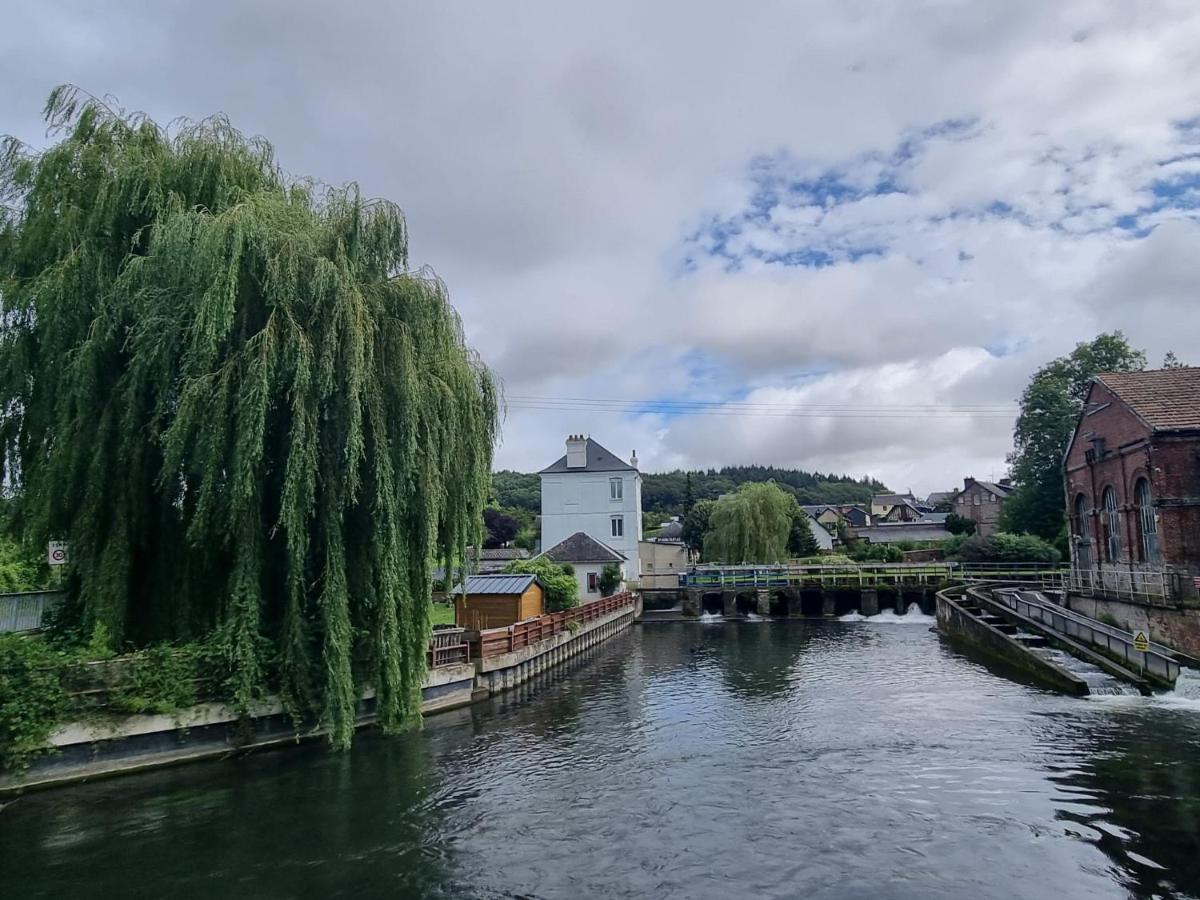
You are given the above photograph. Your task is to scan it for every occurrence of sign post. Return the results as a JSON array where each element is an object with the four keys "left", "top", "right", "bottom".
[
  {"left": 47, "top": 541, "right": 69, "bottom": 567},
  {"left": 1134, "top": 630, "right": 1150, "bottom": 675}
]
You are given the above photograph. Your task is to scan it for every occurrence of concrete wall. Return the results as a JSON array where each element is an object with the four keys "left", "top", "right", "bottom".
[
  {"left": 540, "top": 469, "right": 642, "bottom": 579},
  {"left": 1065, "top": 592, "right": 1200, "bottom": 656},
  {"left": 936, "top": 592, "right": 1088, "bottom": 694}
]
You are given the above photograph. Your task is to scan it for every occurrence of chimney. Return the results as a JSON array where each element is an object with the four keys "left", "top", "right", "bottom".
[
  {"left": 566, "top": 434, "right": 587, "bottom": 469},
  {"left": 999, "top": 477, "right": 1012, "bottom": 487},
  {"left": 630, "top": 449, "right": 638, "bottom": 469},
  {"left": 963, "top": 477, "right": 973, "bottom": 490}
]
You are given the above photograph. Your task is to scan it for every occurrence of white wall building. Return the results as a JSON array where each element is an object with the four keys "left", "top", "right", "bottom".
[{"left": 540, "top": 435, "right": 643, "bottom": 581}]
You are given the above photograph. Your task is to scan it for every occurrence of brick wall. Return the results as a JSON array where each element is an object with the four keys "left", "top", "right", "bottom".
[{"left": 1065, "top": 381, "right": 1200, "bottom": 602}]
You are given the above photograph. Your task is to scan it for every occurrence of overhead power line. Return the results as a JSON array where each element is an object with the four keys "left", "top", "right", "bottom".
[{"left": 503, "top": 394, "right": 1018, "bottom": 420}]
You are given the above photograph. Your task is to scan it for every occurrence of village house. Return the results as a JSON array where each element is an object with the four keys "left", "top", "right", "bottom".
[
  {"left": 639, "top": 537, "right": 689, "bottom": 589},
  {"left": 874, "top": 495, "right": 924, "bottom": 522},
  {"left": 539, "top": 435, "right": 643, "bottom": 583},
  {"left": 951, "top": 477, "right": 1012, "bottom": 537},
  {"left": 1064, "top": 368, "right": 1200, "bottom": 606},
  {"left": 539, "top": 531, "right": 627, "bottom": 599}
]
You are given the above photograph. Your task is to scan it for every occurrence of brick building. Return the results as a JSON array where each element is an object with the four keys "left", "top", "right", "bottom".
[
  {"left": 951, "top": 477, "right": 1012, "bottom": 537},
  {"left": 1064, "top": 368, "right": 1200, "bottom": 605}
]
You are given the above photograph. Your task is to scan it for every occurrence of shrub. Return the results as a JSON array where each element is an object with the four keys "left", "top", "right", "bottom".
[
  {"left": 0, "top": 635, "right": 70, "bottom": 771},
  {"left": 598, "top": 563, "right": 622, "bottom": 597},
  {"left": 951, "top": 532, "right": 1062, "bottom": 565},
  {"left": 945, "top": 513, "right": 977, "bottom": 536},
  {"left": 502, "top": 556, "right": 579, "bottom": 612}
]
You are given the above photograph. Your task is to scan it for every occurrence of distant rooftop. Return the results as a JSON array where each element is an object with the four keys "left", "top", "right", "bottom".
[
  {"left": 540, "top": 531, "right": 626, "bottom": 564},
  {"left": 539, "top": 437, "right": 637, "bottom": 474},
  {"left": 453, "top": 574, "right": 540, "bottom": 595}
]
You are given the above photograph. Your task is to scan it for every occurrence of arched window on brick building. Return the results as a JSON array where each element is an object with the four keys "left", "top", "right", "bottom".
[
  {"left": 1102, "top": 486, "right": 1121, "bottom": 563},
  {"left": 1135, "top": 477, "right": 1158, "bottom": 564},
  {"left": 1073, "top": 493, "right": 1091, "bottom": 568}
]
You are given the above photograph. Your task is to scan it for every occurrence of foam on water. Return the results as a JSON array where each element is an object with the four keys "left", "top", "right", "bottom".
[
  {"left": 699, "top": 612, "right": 723, "bottom": 623},
  {"left": 839, "top": 603, "right": 935, "bottom": 625}
]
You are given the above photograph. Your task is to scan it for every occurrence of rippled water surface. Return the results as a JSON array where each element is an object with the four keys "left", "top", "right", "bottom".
[{"left": 6, "top": 619, "right": 1200, "bottom": 899}]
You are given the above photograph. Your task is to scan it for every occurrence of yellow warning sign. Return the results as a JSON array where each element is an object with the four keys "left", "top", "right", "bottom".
[{"left": 1133, "top": 631, "right": 1150, "bottom": 652}]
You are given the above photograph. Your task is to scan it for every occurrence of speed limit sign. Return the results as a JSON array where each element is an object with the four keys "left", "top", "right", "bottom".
[{"left": 47, "top": 541, "right": 69, "bottom": 566}]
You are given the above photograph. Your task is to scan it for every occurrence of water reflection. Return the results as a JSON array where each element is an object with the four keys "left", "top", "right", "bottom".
[{"left": 6, "top": 623, "right": 1200, "bottom": 899}]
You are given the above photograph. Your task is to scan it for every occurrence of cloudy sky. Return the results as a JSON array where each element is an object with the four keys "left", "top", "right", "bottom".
[{"left": 4, "top": 2, "right": 1199, "bottom": 493}]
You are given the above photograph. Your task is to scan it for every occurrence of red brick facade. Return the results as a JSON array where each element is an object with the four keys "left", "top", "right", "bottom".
[{"left": 1064, "top": 376, "right": 1200, "bottom": 604}]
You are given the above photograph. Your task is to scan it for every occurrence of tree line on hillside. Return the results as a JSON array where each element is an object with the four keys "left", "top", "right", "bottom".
[{"left": 491, "top": 466, "right": 886, "bottom": 518}]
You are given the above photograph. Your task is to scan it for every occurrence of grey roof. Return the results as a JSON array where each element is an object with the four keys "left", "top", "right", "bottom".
[
  {"left": 475, "top": 547, "right": 529, "bottom": 561},
  {"left": 654, "top": 520, "right": 684, "bottom": 540},
  {"left": 925, "top": 491, "right": 957, "bottom": 506},
  {"left": 873, "top": 493, "right": 918, "bottom": 506},
  {"left": 453, "top": 574, "right": 539, "bottom": 595},
  {"left": 959, "top": 479, "right": 1012, "bottom": 500},
  {"left": 851, "top": 524, "right": 953, "bottom": 544},
  {"left": 539, "top": 438, "right": 636, "bottom": 474},
  {"left": 917, "top": 512, "right": 949, "bottom": 524},
  {"left": 540, "top": 531, "right": 626, "bottom": 564}
]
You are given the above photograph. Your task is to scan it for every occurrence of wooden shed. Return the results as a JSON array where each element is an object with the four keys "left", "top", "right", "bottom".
[{"left": 454, "top": 574, "right": 545, "bottom": 629}]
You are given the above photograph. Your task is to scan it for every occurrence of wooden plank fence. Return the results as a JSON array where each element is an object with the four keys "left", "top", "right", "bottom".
[{"left": 473, "top": 592, "right": 635, "bottom": 659}]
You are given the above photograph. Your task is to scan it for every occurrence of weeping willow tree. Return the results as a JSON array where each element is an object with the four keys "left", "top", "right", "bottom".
[
  {"left": 703, "top": 481, "right": 797, "bottom": 564},
  {"left": 0, "top": 87, "right": 498, "bottom": 748}
]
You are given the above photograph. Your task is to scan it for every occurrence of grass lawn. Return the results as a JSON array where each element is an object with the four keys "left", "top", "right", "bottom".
[{"left": 430, "top": 602, "right": 456, "bottom": 627}]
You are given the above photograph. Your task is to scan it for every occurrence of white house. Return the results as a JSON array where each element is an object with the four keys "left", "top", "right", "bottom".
[
  {"left": 539, "top": 531, "right": 627, "bottom": 599},
  {"left": 539, "top": 435, "right": 643, "bottom": 581}
]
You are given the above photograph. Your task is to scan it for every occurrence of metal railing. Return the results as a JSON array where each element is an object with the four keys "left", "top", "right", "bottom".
[
  {"left": 988, "top": 587, "right": 1182, "bottom": 684},
  {"left": 0, "top": 590, "right": 66, "bottom": 633},
  {"left": 473, "top": 592, "right": 636, "bottom": 659},
  {"left": 679, "top": 563, "right": 1069, "bottom": 590},
  {"left": 1067, "top": 567, "right": 1171, "bottom": 606}
]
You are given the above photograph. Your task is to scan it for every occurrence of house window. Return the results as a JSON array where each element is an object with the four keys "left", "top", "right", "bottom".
[
  {"left": 610, "top": 516, "right": 624, "bottom": 538},
  {"left": 1135, "top": 478, "right": 1158, "bottom": 564},
  {"left": 587, "top": 572, "right": 598, "bottom": 593},
  {"left": 973, "top": 494, "right": 981, "bottom": 506},
  {"left": 610, "top": 478, "right": 623, "bottom": 501},
  {"left": 1102, "top": 486, "right": 1121, "bottom": 562},
  {"left": 1073, "top": 494, "right": 1091, "bottom": 568}
]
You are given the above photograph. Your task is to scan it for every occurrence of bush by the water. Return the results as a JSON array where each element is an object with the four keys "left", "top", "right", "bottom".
[
  {"left": 0, "top": 635, "right": 70, "bottom": 771},
  {"left": 950, "top": 532, "right": 1062, "bottom": 564}
]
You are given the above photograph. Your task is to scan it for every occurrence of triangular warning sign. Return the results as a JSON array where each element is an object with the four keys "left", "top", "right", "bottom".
[{"left": 1134, "top": 631, "right": 1149, "bottom": 650}]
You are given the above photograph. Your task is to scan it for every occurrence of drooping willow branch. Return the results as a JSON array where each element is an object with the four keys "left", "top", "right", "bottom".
[{"left": 0, "top": 86, "right": 498, "bottom": 748}]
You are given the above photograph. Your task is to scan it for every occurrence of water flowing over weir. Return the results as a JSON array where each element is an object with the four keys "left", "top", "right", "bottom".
[{"left": 7, "top": 620, "right": 1200, "bottom": 899}]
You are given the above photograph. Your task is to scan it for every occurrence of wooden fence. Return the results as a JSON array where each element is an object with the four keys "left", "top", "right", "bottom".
[
  {"left": 473, "top": 592, "right": 636, "bottom": 659},
  {"left": 427, "top": 627, "right": 470, "bottom": 668}
]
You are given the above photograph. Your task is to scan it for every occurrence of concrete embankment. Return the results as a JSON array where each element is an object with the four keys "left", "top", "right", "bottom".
[{"left": 0, "top": 595, "right": 639, "bottom": 795}]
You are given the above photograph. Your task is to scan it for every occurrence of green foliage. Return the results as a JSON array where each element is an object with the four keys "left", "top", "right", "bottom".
[
  {"left": 1162, "top": 351, "right": 1185, "bottom": 369},
  {"left": 0, "top": 635, "right": 70, "bottom": 771},
  {"left": 788, "top": 513, "right": 822, "bottom": 557},
  {"left": 1001, "top": 332, "right": 1145, "bottom": 542},
  {"left": 502, "top": 556, "right": 579, "bottom": 612},
  {"left": 951, "top": 532, "right": 1062, "bottom": 564},
  {"left": 945, "top": 513, "right": 977, "bottom": 536},
  {"left": 704, "top": 482, "right": 798, "bottom": 564},
  {"left": 682, "top": 500, "right": 714, "bottom": 555},
  {"left": 429, "top": 603, "right": 455, "bottom": 628},
  {"left": 0, "top": 535, "right": 46, "bottom": 592},
  {"left": 491, "top": 470, "right": 540, "bottom": 513},
  {"left": 109, "top": 645, "right": 200, "bottom": 715},
  {"left": 850, "top": 543, "right": 904, "bottom": 563},
  {"left": 598, "top": 563, "right": 622, "bottom": 597},
  {"left": 0, "top": 88, "right": 497, "bottom": 749}
]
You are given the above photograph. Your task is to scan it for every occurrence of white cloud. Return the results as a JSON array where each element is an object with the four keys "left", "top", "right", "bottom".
[{"left": 3, "top": 1, "right": 1200, "bottom": 493}]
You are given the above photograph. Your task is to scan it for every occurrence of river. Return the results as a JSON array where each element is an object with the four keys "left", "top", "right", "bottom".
[{"left": 5, "top": 617, "right": 1200, "bottom": 899}]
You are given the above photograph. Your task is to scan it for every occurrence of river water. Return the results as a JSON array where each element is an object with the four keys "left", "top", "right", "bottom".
[{"left": 6, "top": 618, "right": 1200, "bottom": 899}]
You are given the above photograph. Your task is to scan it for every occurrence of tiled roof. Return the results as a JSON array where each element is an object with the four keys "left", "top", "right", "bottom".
[
  {"left": 1096, "top": 368, "right": 1200, "bottom": 431},
  {"left": 453, "top": 574, "right": 539, "bottom": 595},
  {"left": 540, "top": 531, "right": 626, "bottom": 564},
  {"left": 851, "top": 524, "right": 952, "bottom": 544},
  {"left": 539, "top": 438, "right": 636, "bottom": 474},
  {"left": 475, "top": 547, "right": 529, "bottom": 561}
]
